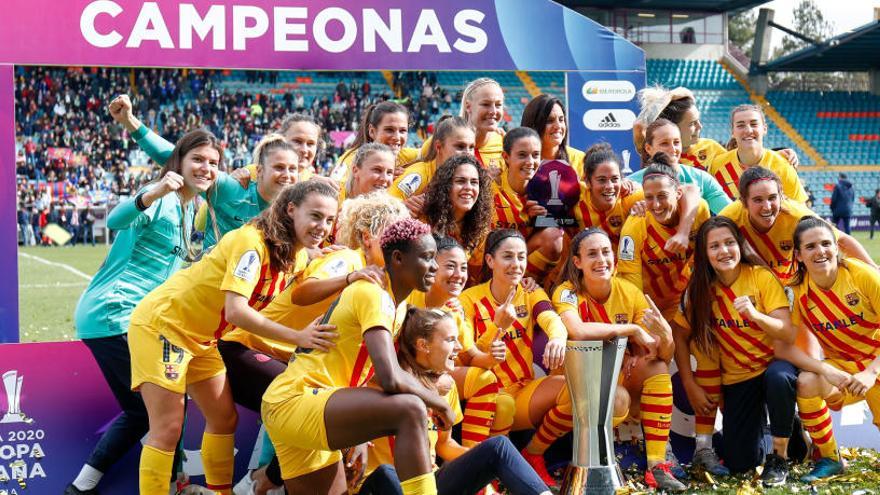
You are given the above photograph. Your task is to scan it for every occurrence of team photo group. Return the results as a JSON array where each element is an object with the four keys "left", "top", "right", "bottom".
[{"left": 64, "top": 72, "right": 880, "bottom": 495}]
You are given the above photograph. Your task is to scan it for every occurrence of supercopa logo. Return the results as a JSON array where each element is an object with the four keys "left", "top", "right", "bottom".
[{"left": 0, "top": 370, "right": 47, "bottom": 491}]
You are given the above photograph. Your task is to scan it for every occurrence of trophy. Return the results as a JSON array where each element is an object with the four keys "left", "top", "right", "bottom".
[
  {"left": 1, "top": 370, "right": 31, "bottom": 424},
  {"left": 560, "top": 337, "right": 628, "bottom": 495},
  {"left": 621, "top": 149, "right": 633, "bottom": 175},
  {"left": 526, "top": 160, "right": 580, "bottom": 228}
]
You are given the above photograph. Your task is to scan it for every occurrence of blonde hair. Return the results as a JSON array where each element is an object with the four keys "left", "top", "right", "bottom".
[
  {"left": 459, "top": 78, "right": 502, "bottom": 120},
  {"left": 336, "top": 192, "right": 408, "bottom": 249},
  {"left": 635, "top": 85, "right": 694, "bottom": 153}
]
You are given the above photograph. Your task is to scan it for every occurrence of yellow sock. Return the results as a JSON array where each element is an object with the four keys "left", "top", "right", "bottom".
[
  {"left": 490, "top": 391, "right": 516, "bottom": 437},
  {"left": 461, "top": 367, "right": 500, "bottom": 447},
  {"left": 692, "top": 347, "right": 722, "bottom": 436},
  {"left": 202, "top": 432, "right": 235, "bottom": 494},
  {"left": 400, "top": 472, "right": 437, "bottom": 495},
  {"left": 140, "top": 445, "right": 174, "bottom": 495},
  {"left": 640, "top": 373, "right": 673, "bottom": 464},
  {"left": 527, "top": 387, "right": 573, "bottom": 455},
  {"left": 526, "top": 250, "right": 554, "bottom": 279},
  {"left": 797, "top": 396, "right": 839, "bottom": 461}
]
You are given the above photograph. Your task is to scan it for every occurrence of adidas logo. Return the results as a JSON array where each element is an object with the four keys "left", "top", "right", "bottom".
[{"left": 598, "top": 113, "right": 621, "bottom": 128}]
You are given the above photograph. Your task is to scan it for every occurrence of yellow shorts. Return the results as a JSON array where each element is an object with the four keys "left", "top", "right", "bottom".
[
  {"left": 505, "top": 376, "right": 557, "bottom": 431},
  {"left": 262, "top": 387, "right": 342, "bottom": 479},
  {"left": 128, "top": 322, "right": 225, "bottom": 394}
]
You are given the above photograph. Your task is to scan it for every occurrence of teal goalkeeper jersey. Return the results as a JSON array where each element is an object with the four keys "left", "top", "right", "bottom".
[
  {"left": 74, "top": 186, "right": 194, "bottom": 339},
  {"left": 627, "top": 163, "right": 731, "bottom": 215},
  {"left": 131, "top": 124, "right": 268, "bottom": 248}
]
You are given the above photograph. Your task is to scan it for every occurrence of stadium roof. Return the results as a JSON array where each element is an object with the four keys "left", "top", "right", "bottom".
[
  {"left": 557, "top": 0, "right": 768, "bottom": 14},
  {"left": 757, "top": 19, "right": 880, "bottom": 72}
]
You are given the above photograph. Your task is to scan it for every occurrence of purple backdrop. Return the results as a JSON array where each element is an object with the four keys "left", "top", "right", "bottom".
[{"left": 0, "top": 65, "right": 17, "bottom": 343}]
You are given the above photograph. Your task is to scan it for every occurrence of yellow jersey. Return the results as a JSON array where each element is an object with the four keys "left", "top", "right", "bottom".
[
  {"left": 552, "top": 278, "right": 648, "bottom": 328},
  {"left": 366, "top": 384, "right": 463, "bottom": 473},
  {"left": 791, "top": 259, "right": 880, "bottom": 370},
  {"left": 674, "top": 265, "right": 789, "bottom": 385},
  {"left": 390, "top": 159, "right": 437, "bottom": 200},
  {"left": 573, "top": 186, "right": 645, "bottom": 252},
  {"left": 565, "top": 146, "right": 586, "bottom": 178},
  {"left": 617, "top": 200, "right": 710, "bottom": 312},
  {"left": 459, "top": 282, "right": 567, "bottom": 388},
  {"left": 406, "top": 291, "right": 475, "bottom": 354},
  {"left": 719, "top": 200, "right": 835, "bottom": 283},
  {"left": 681, "top": 138, "right": 726, "bottom": 171},
  {"left": 708, "top": 148, "right": 807, "bottom": 203},
  {"left": 225, "top": 248, "right": 366, "bottom": 360},
  {"left": 263, "top": 276, "right": 408, "bottom": 403},
  {"left": 492, "top": 171, "right": 532, "bottom": 238},
  {"left": 131, "top": 224, "right": 304, "bottom": 354}
]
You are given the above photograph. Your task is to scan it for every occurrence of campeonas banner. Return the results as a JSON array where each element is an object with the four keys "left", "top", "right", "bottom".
[{"left": 0, "top": 0, "right": 643, "bottom": 72}]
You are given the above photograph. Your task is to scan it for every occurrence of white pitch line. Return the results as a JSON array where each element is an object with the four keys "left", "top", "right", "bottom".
[
  {"left": 21, "top": 282, "right": 90, "bottom": 289},
  {"left": 18, "top": 252, "right": 94, "bottom": 281}
]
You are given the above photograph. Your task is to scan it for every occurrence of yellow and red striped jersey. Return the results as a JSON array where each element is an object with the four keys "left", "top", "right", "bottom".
[
  {"left": 680, "top": 138, "right": 726, "bottom": 171},
  {"left": 459, "top": 282, "right": 567, "bottom": 388},
  {"left": 492, "top": 171, "right": 532, "bottom": 238},
  {"left": 708, "top": 148, "right": 807, "bottom": 203},
  {"left": 573, "top": 185, "right": 645, "bottom": 252},
  {"left": 262, "top": 275, "right": 407, "bottom": 403},
  {"left": 131, "top": 224, "right": 307, "bottom": 354},
  {"left": 406, "top": 290, "right": 476, "bottom": 354},
  {"left": 719, "top": 200, "right": 836, "bottom": 283},
  {"left": 552, "top": 278, "right": 649, "bottom": 329},
  {"left": 226, "top": 248, "right": 366, "bottom": 361},
  {"left": 617, "top": 200, "right": 710, "bottom": 314},
  {"left": 674, "top": 265, "right": 789, "bottom": 385},
  {"left": 791, "top": 259, "right": 880, "bottom": 370}
]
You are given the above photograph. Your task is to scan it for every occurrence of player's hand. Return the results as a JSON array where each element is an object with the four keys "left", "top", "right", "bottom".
[
  {"left": 293, "top": 316, "right": 338, "bottom": 351},
  {"left": 320, "top": 244, "right": 346, "bottom": 256},
  {"left": 631, "top": 327, "right": 657, "bottom": 354},
  {"left": 684, "top": 380, "right": 717, "bottom": 418},
  {"left": 524, "top": 200, "right": 548, "bottom": 217},
  {"left": 733, "top": 295, "right": 760, "bottom": 321},
  {"left": 444, "top": 297, "right": 463, "bottom": 314},
  {"left": 492, "top": 287, "right": 517, "bottom": 331},
  {"left": 488, "top": 164, "right": 502, "bottom": 184},
  {"left": 431, "top": 403, "right": 456, "bottom": 431},
  {"left": 404, "top": 194, "right": 426, "bottom": 218},
  {"left": 489, "top": 339, "right": 507, "bottom": 363},
  {"left": 436, "top": 373, "right": 455, "bottom": 396},
  {"left": 620, "top": 178, "right": 637, "bottom": 197},
  {"left": 642, "top": 295, "right": 671, "bottom": 338},
  {"left": 142, "top": 171, "right": 185, "bottom": 207},
  {"left": 628, "top": 200, "right": 647, "bottom": 217},
  {"left": 108, "top": 95, "right": 140, "bottom": 132},
  {"left": 779, "top": 148, "right": 799, "bottom": 169},
  {"left": 231, "top": 167, "right": 252, "bottom": 188},
  {"left": 344, "top": 442, "right": 370, "bottom": 490},
  {"left": 848, "top": 369, "right": 878, "bottom": 397},
  {"left": 393, "top": 165, "right": 406, "bottom": 179},
  {"left": 543, "top": 337, "right": 566, "bottom": 370},
  {"left": 521, "top": 277, "right": 539, "bottom": 293},
  {"left": 348, "top": 265, "right": 385, "bottom": 286},
  {"left": 820, "top": 362, "right": 854, "bottom": 391},
  {"left": 664, "top": 231, "right": 689, "bottom": 256}
]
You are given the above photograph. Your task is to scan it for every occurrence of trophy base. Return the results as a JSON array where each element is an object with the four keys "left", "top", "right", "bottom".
[
  {"left": 0, "top": 412, "right": 32, "bottom": 424},
  {"left": 534, "top": 216, "right": 559, "bottom": 228},
  {"left": 559, "top": 464, "right": 625, "bottom": 495},
  {"left": 547, "top": 199, "right": 563, "bottom": 206}
]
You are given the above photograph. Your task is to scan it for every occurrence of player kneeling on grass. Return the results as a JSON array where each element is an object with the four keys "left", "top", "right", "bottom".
[
  {"left": 673, "top": 216, "right": 799, "bottom": 487},
  {"left": 129, "top": 181, "right": 339, "bottom": 494},
  {"left": 776, "top": 216, "right": 880, "bottom": 483},
  {"left": 553, "top": 227, "right": 685, "bottom": 492}
]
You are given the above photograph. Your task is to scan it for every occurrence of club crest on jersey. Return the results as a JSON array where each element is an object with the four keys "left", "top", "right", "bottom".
[
  {"left": 698, "top": 150, "right": 708, "bottom": 161},
  {"left": 397, "top": 174, "right": 422, "bottom": 197},
  {"left": 560, "top": 289, "right": 578, "bottom": 306},
  {"left": 233, "top": 250, "right": 260, "bottom": 281},
  {"left": 779, "top": 240, "right": 793, "bottom": 252},
  {"left": 164, "top": 364, "right": 179, "bottom": 381},
  {"left": 615, "top": 313, "right": 629, "bottom": 324},
  {"left": 846, "top": 292, "right": 860, "bottom": 306},
  {"left": 609, "top": 215, "right": 623, "bottom": 228},
  {"left": 515, "top": 305, "right": 528, "bottom": 318}
]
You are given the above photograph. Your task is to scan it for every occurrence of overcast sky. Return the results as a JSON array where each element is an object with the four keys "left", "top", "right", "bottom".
[{"left": 756, "top": 0, "right": 878, "bottom": 49}]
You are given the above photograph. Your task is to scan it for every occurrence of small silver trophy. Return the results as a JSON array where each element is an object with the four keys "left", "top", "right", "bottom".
[{"left": 560, "top": 337, "right": 628, "bottom": 495}]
